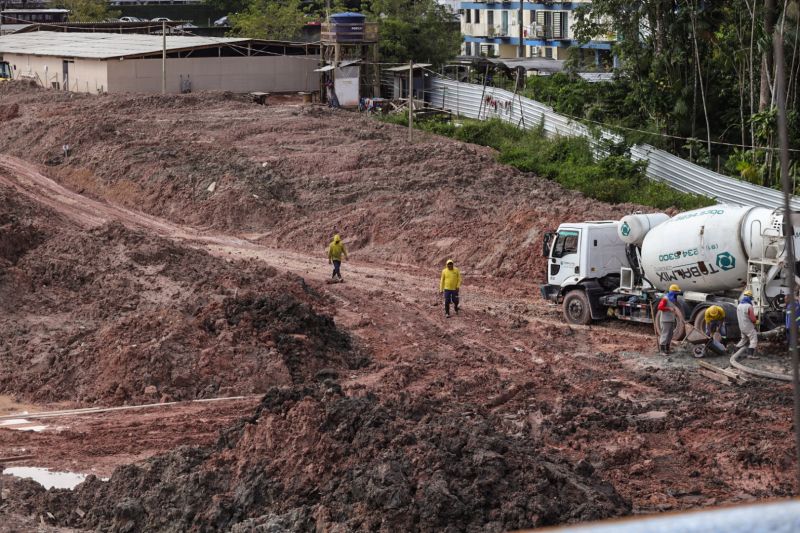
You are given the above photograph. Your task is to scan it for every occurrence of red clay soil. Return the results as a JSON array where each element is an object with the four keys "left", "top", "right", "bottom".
[
  {"left": 0, "top": 184, "right": 362, "bottom": 406},
  {"left": 10, "top": 385, "right": 629, "bottom": 532},
  {"left": 0, "top": 83, "right": 795, "bottom": 530},
  {"left": 0, "top": 81, "right": 640, "bottom": 282}
]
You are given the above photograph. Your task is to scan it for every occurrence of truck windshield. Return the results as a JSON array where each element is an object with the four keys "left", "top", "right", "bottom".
[
  {"left": 0, "top": 63, "right": 10, "bottom": 79},
  {"left": 552, "top": 230, "right": 579, "bottom": 258}
]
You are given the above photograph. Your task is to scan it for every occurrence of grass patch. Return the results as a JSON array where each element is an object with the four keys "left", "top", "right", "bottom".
[{"left": 381, "top": 115, "right": 712, "bottom": 210}]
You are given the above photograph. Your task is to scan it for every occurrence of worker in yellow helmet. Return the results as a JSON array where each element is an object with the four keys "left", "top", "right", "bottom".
[
  {"left": 327, "top": 234, "right": 348, "bottom": 282},
  {"left": 439, "top": 259, "right": 461, "bottom": 318},
  {"left": 656, "top": 284, "right": 682, "bottom": 354},
  {"left": 703, "top": 305, "right": 726, "bottom": 343},
  {"left": 735, "top": 289, "right": 758, "bottom": 356}
]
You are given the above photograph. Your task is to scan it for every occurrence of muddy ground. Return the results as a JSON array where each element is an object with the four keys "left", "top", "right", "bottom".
[{"left": 0, "top": 83, "right": 795, "bottom": 531}]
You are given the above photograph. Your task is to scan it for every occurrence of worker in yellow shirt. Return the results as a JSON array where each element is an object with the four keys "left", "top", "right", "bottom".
[
  {"left": 327, "top": 234, "right": 348, "bottom": 282},
  {"left": 704, "top": 305, "right": 726, "bottom": 342},
  {"left": 439, "top": 259, "right": 461, "bottom": 318}
]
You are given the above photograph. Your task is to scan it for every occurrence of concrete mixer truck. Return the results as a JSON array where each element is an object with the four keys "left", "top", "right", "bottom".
[{"left": 540, "top": 205, "right": 800, "bottom": 340}]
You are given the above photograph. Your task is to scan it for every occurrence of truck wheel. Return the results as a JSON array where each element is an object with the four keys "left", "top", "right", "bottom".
[
  {"left": 653, "top": 311, "right": 687, "bottom": 342},
  {"left": 693, "top": 312, "right": 705, "bottom": 332},
  {"left": 563, "top": 290, "right": 592, "bottom": 325}
]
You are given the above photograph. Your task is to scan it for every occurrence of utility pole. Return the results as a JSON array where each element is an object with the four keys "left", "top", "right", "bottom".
[
  {"left": 162, "top": 20, "right": 167, "bottom": 94},
  {"left": 518, "top": 0, "right": 524, "bottom": 58},
  {"left": 408, "top": 60, "right": 413, "bottom": 141},
  {"left": 775, "top": 28, "right": 800, "bottom": 495}
]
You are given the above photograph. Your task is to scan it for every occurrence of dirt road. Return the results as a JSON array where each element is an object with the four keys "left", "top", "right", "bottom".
[{"left": 0, "top": 150, "right": 794, "bottom": 519}]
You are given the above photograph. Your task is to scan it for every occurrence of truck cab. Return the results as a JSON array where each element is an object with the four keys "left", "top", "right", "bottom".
[
  {"left": 541, "top": 221, "right": 629, "bottom": 324},
  {"left": 0, "top": 61, "right": 11, "bottom": 81}
]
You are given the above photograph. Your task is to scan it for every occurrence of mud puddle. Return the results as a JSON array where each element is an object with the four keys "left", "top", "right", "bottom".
[{"left": 4, "top": 467, "right": 106, "bottom": 490}]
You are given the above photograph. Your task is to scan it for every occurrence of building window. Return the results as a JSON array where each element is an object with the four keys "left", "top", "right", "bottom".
[
  {"left": 465, "top": 42, "right": 472, "bottom": 56},
  {"left": 545, "top": 47, "right": 553, "bottom": 59},
  {"left": 465, "top": 9, "right": 471, "bottom": 23},
  {"left": 529, "top": 10, "right": 535, "bottom": 25},
  {"left": 552, "top": 12, "right": 568, "bottom": 38},
  {"left": 474, "top": 9, "right": 480, "bottom": 24}
]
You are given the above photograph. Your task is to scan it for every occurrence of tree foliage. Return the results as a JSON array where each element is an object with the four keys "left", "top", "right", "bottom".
[
  {"left": 53, "top": 0, "right": 120, "bottom": 22},
  {"left": 365, "top": 0, "right": 461, "bottom": 65},
  {"left": 228, "top": 0, "right": 308, "bottom": 40},
  {"left": 567, "top": 0, "right": 800, "bottom": 188}
]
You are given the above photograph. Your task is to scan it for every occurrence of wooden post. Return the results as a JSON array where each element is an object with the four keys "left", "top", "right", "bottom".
[
  {"left": 513, "top": 69, "right": 525, "bottom": 128},
  {"left": 477, "top": 63, "right": 489, "bottom": 119},
  {"left": 408, "top": 60, "right": 413, "bottom": 141},
  {"left": 161, "top": 21, "right": 166, "bottom": 94}
]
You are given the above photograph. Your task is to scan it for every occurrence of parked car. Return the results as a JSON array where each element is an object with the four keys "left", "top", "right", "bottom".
[
  {"left": 151, "top": 17, "right": 172, "bottom": 22},
  {"left": 213, "top": 16, "right": 229, "bottom": 26},
  {"left": 119, "top": 16, "right": 142, "bottom": 22}
]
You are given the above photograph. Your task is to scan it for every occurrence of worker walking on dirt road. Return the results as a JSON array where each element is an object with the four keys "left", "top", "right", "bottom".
[
  {"left": 439, "top": 259, "right": 461, "bottom": 318},
  {"left": 328, "top": 234, "right": 348, "bottom": 282},
  {"left": 657, "top": 284, "right": 682, "bottom": 354},
  {"left": 736, "top": 290, "right": 758, "bottom": 356},
  {"left": 704, "top": 305, "right": 726, "bottom": 342}
]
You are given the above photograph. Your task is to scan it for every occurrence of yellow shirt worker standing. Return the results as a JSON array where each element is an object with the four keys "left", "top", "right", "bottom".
[
  {"left": 439, "top": 259, "right": 462, "bottom": 318},
  {"left": 328, "top": 234, "right": 348, "bottom": 281}
]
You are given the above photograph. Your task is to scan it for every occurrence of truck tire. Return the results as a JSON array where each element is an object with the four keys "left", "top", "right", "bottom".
[
  {"left": 653, "top": 311, "right": 687, "bottom": 342},
  {"left": 563, "top": 290, "right": 592, "bottom": 325},
  {"left": 693, "top": 312, "right": 706, "bottom": 332}
]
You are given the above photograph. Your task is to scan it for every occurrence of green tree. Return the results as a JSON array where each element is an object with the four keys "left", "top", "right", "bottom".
[
  {"left": 52, "top": 0, "right": 120, "bottom": 22},
  {"left": 228, "top": 0, "right": 308, "bottom": 40},
  {"left": 366, "top": 0, "right": 460, "bottom": 65}
]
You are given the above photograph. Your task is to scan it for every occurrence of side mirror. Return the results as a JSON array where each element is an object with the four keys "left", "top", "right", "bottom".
[{"left": 542, "top": 232, "right": 555, "bottom": 258}]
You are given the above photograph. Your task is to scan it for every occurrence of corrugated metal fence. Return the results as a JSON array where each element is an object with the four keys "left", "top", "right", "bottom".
[{"left": 424, "top": 77, "right": 800, "bottom": 210}]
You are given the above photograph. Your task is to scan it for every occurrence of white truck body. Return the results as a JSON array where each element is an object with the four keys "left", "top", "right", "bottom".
[{"left": 541, "top": 205, "right": 800, "bottom": 335}]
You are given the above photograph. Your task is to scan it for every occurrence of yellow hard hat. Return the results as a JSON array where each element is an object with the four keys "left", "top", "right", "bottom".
[
  {"left": 743, "top": 289, "right": 753, "bottom": 297},
  {"left": 669, "top": 284, "right": 681, "bottom": 292},
  {"left": 446, "top": 259, "right": 454, "bottom": 265}
]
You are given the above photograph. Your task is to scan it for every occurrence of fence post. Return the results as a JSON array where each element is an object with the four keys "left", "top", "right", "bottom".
[
  {"left": 408, "top": 60, "right": 413, "bottom": 142},
  {"left": 477, "top": 64, "right": 489, "bottom": 120}
]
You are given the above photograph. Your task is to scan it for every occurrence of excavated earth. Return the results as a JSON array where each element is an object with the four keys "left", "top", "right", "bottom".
[{"left": 0, "top": 82, "right": 795, "bottom": 531}]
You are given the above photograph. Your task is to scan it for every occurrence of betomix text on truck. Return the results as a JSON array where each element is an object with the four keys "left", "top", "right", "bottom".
[{"left": 540, "top": 205, "right": 800, "bottom": 340}]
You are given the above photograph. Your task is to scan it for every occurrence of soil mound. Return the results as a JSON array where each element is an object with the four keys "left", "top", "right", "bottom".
[
  {"left": 0, "top": 187, "right": 362, "bottom": 405},
  {"left": 0, "top": 87, "right": 637, "bottom": 282},
  {"left": 11, "top": 384, "right": 629, "bottom": 532}
]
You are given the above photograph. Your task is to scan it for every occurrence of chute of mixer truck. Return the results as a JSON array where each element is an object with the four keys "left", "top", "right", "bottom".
[{"left": 540, "top": 205, "right": 800, "bottom": 341}]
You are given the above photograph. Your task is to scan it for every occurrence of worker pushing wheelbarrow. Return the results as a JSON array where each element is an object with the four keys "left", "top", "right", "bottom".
[{"left": 684, "top": 305, "right": 728, "bottom": 358}]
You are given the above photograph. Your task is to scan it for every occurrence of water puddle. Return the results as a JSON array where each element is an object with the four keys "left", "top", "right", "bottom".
[
  {"left": 0, "top": 418, "right": 60, "bottom": 432},
  {"left": 4, "top": 467, "right": 103, "bottom": 490},
  {"left": 0, "top": 418, "right": 30, "bottom": 426}
]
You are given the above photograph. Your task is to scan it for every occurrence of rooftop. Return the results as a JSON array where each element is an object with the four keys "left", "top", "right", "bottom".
[
  {"left": 1, "top": 8, "right": 70, "bottom": 13},
  {"left": 0, "top": 31, "right": 250, "bottom": 59}
]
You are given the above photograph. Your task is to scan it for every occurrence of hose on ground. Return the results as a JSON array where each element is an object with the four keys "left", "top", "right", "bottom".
[{"left": 729, "top": 347, "right": 793, "bottom": 381}]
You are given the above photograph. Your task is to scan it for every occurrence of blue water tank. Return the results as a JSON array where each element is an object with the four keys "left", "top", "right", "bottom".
[{"left": 330, "top": 12, "right": 366, "bottom": 24}]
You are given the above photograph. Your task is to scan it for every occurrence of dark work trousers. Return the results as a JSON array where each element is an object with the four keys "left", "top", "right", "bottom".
[
  {"left": 331, "top": 260, "right": 342, "bottom": 279},
  {"left": 444, "top": 289, "right": 460, "bottom": 315}
]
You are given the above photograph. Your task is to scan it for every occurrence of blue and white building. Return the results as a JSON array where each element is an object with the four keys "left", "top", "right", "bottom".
[{"left": 459, "top": 1, "right": 614, "bottom": 62}]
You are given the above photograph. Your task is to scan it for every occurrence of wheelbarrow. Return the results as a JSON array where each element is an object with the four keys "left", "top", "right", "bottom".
[{"left": 684, "top": 324, "right": 727, "bottom": 358}]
